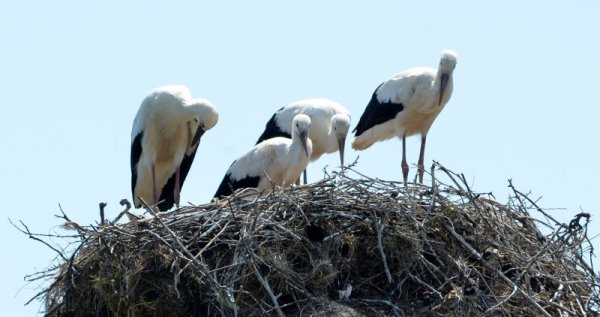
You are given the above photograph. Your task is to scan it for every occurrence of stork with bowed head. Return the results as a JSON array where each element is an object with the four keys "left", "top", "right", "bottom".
[
  {"left": 214, "top": 114, "right": 313, "bottom": 198},
  {"left": 256, "top": 98, "right": 351, "bottom": 184},
  {"left": 131, "top": 85, "right": 219, "bottom": 211},
  {"left": 352, "top": 50, "right": 457, "bottom": 185}
]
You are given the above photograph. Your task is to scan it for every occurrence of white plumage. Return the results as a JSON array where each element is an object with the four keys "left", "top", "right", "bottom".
[
  {"left": 352, "top": 50, "right": 457, "bottom": 184},
  {"left": 256, "top": 98, "right": 351, "bottom": 182},
  {"left": 131, "top": 85, "right": 219, "bottom": 211},
  {"left": 215, "top": 114, "right": 313, "bottom": 198}
]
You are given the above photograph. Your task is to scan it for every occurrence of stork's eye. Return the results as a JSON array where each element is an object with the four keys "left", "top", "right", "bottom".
[{"left": 194, "top": 118, "right": 199, "bottom": 123}]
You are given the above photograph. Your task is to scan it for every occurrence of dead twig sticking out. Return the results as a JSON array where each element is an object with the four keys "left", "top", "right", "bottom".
[
  {"left": 98, "top": 202, "right": 107, "bottom": 225},
  {"left": 373, "top": 211, "right": 392, "bottom": 284}
]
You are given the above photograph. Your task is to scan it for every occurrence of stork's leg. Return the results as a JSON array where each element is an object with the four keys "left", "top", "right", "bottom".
[
  {"left": 174, "top": 166, "right": 181, "bottom": 207},
  {"left": 152, "top": 165, "right": 158, "bottom": 205},
  {"left": 303, "top": 168, "right": 308, "bottom": 185},
  {"left": 401, "top": 134, "right": 409, "bottom": 186},
  {"left": 417, "top": 134, "right": 427, "bottom": 184}
]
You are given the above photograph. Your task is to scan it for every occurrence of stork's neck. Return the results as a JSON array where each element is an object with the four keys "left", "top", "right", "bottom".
[
  {"left": 289, "top": 134, "right": 301, "bottom": 156},
  {"left": 161, "top": 105, "right": 198, "bottom": 132},
  {"left": 291, "top": 129, "right": 303, "bottom": 146},
  {"left": 155, "top": 105, "right": 194, "bottom": 138}
]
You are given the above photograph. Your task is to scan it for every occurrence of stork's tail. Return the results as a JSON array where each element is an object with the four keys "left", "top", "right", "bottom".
[{"left": 351, "top": 134, "right": 373, "bottom": 151}]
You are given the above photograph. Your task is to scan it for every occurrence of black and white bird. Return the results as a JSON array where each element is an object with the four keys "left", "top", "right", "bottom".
[
  {"left": 131, "top": 85, "right": 219, "bottom": 211},
  {"left": 256, "top": 98, "right": 351, "bottom": 183},
  {"left": 214, "top": 114, "right": 313, "bottom": 198},
  {"left": 352, "top": 50, "right": 457, "bottom": 185}
]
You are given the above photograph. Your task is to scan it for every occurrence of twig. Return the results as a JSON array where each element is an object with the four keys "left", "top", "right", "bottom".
[
  {"left": 10, "top": 219, "right": 69, "bottom": 262},
  {"left": 112, "top": 199, "right": 140, "bottom": 223},
  {"left": 508, "top": 179, "right": 563, "bottom": 228},
  {"left": 373, "top": 211, "right": 392, "bottom": 284},
  {"left": 249, "top": 258, "right": 285, "bottom": 317},
  {"left": 408, "top": 273, "right": 443, "bottom": 300},
  {"left": 98, "top": 202, "right": 107, "bottom": 225},
  {"left": 359, "top": 298, "right": 404, "bottom": 316}
]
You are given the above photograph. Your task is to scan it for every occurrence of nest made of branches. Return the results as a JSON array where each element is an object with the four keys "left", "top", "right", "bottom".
[{"left": 20, "top": 163, "right": 599, "bottom": 316}]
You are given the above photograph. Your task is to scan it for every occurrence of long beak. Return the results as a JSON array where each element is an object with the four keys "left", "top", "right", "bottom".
[
  {"left": 337, "top": 136, "right": 346, "bottom": 166},
  {"left": 299, "top": 130, "right": 309, "bottom": 157},
  {"left": 191, "top": 127, "right": 206, "bottom": 147},
  {"left": 439, "top": 73, "right": 449, "bottom": 106}
]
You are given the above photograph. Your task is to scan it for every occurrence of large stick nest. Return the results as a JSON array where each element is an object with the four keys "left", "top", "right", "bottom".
[{"left": 22, "top": 164, "right": 599, "bottom": 316}]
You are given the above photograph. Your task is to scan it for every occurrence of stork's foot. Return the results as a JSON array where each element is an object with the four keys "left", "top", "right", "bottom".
[{"left": 417, "top": 163, "right": 425, "bottom": 184}]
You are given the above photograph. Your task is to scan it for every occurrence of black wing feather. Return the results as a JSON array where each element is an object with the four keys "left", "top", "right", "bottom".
[
  {"left": 256, "top": 109, "right": 291, "bottom": 144},
  {"left": 353, "top": 83, "right": 404, "bottom": 137},
  {"left": 214, "top": 164, "right": 261, "bottom": 199},
  {"left": 157, "top": 128, "right": 205, "bottom": 211},
  {"left": 130, "top": 131, "right": 144, "bottom": 204}
]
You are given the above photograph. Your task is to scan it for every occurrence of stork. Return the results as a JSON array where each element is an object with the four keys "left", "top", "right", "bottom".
[
  {"left": 256, "top": 98, "right": 350, "bottom": 183},
  {"left": 131, "top": 85, "right": 219, "bottom": 211},
  {"left": 352, "top": 50, "right": 457, "bottom": 185},
  {"left": 214, "top": 114, "right": 312, "bottom": 198}
]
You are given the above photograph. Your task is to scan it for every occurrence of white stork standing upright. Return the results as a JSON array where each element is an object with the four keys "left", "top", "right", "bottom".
[
  {"left": 214, "top": 114, "right": 313, "bottom": 198},
  {"left": 255, "top": 98, "right": 351, "bottom": 183},
  {"left": 131, "top": 85, "right": 219, "bottom": 211},
  {"left": 352, "top": 50, "right": 457, "bottom": 185}
]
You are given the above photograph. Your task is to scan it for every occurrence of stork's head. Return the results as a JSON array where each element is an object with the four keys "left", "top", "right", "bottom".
[
  {"left": 331, "top": 114, "right": 351, "bottom": 166},
  {"left": 292, "top": 114, "right": 312, "bottom": 157},
  {"left": 188, "top": 99, "right": 219, "bottom": 136},
  {"left": 439, "top": 50, "right": 458, "bottom": 72},
  {"left": 438, "top": 50, "right": 458, "bottom": 105}
]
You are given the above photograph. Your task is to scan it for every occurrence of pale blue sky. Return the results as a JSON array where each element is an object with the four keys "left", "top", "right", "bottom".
[{"left": 2, "top": 1, "right": 599, "bottom": 315}]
